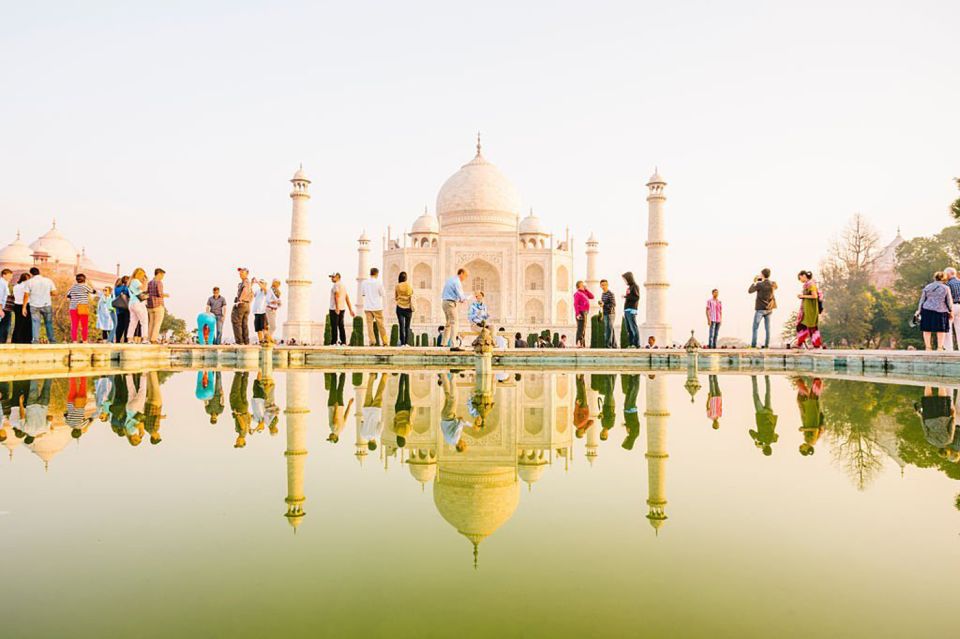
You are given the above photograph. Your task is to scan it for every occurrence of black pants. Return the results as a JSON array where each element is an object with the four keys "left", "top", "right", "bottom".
[
  {"left": 0, "top": 309, "right": 11, "bottom": 343},
  {"left": 397, "top": 307, "right": 412, "bottom": 345},
  {"left": 575, "top": 313, "right": 586, "bottom": 346},
  {"left": 12, "top": 304, "right": 32, "bottom": 344},
  {"left": 329, "top": 310, "right": 346, "bottom": 345},
  {"left": 115, "top": 307, "right": 130, "bottom": 343}
]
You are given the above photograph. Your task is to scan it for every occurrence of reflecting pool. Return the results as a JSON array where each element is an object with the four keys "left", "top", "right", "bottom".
[{"left": 1, "top": 369, "right": 958, "bottom": 637}]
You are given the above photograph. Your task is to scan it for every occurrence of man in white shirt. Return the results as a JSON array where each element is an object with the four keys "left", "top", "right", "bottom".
[
  {"left": 359, "top": 372, "right": 386, "bottom": 450},
  {"left": 359, "top": 267, "right": 387, "bottom": 346},
  {"left": 494, "top": 327, "right": 508, "bottom": 349},
  {"left": 23, "top": 267, "right": 57, "bottom": 343},
  {"left": 0, "top": 268, "right": 12, "bottom": 343}
]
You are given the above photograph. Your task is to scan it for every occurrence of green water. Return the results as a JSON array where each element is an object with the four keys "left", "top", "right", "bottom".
[{"left": 0, "top": 369, "right": 957, "bottom": 638}]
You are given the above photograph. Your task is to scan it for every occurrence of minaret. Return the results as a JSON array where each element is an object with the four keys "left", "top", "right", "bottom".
[
  {"left": 353, "top": 375, "right": 368, "bottom": 465},
  {"left": 284, "top": 166, "right": 314, "bottom": 344},
  {"left": 283, "top": 371, "right": 309, "bottom": 531},
  {"left": 644, "top": 375, "right": 669, "bottom": 533},
  {"left": 356, "top": 231, "right": 371, "bottom": 314},
  {"left": 585, "top": 233, "right": 600, "bottom": 300},
  {"left": 642, "top": 170, "right": 671, "bottom": 346}
]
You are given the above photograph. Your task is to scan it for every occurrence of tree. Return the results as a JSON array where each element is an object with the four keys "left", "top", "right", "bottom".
[
  {"left": 950, "top": 177, "right": 960, "bottom": 222},
  {"left": 160, "top": 312, "right": 188, "bottom": 342},
  {"left": 866, "top": 287, "right": 900, "bottom": 348},
  {"left": 825, "top": 213, "right": 881, "bottom": 277}
]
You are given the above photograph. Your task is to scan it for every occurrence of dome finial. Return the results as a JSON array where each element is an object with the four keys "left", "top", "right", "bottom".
[
  {"left": 476, "top": 131, "right": 482, "bottom": 156},
  {"left": 15, "top": 229, "right": 20, "bottom": 240},
  {"left": 52, "top": 218, "right": 57, "bottom": 230}
]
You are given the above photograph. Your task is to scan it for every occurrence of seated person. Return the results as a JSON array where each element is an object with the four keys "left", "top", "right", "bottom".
[{"left": 467, "top": 292, "right": 489, "bottom": 329}]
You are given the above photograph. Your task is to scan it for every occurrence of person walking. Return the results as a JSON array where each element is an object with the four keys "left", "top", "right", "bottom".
[
  {"left": 146, "top": 268, "right": 168, "bottom": 344},
  {"left": 395, "top": 271, "right": 413, "bottom": 346},
  {"left": 943, "top": 267, "right": 960, "bottom": 351},
  {"left": 252, "top": 278, "right": 270, "bottom": 344},
  {"left": 113, "top": 276, "right": 131, "bottom": 343},
  {"left": 11, "top": 273, "right": 32, "bottom": 344},
  {"left": 792, "top": 270, "right": 823, "bottom": 349},
  {"left": 206, "top": 286, "right": 227, "bottom": 345},
  {"left": 97, "top": 285, "right": 116, "bottom": 343},
  {"left": 441, "top": 268, "right": 468, "bottom": 351},
  {"left": 266, "top": 279, "right": 282, "bottom": 342},
  {"left": 328, "top": 273, "right": 354, "bottom": 346},
  {"left": 599, "top": 279, "right": 617, "bottom": 348},
  {"left": 917, "top": 271, "right": 954, "bottom": 351},
  {"left": 0, "top": 269, "right": 13, "bottom": 344},
  {"left": 66, "top": 273, "right": 94, "bottom": 343},
  {"left": 126, "top": 268, "right": 149, "bottom": 344},
  {"left": 231, "top": 267, "right": 253, "bottom": 345},
  {"left": 23, "top": 267, "right": 57, "bottom": 344},
  {"left": 705, "top": 289, "right": 722, "bottom": 349},
  {"left": 748, "top": 268, "right": 777, "bottom": 348},
  {"left": 622, "top": 272, "right": 640, "bottom": 348},
  {"left": 573, "top": 280, "right": 594, "bottom": 348},
  {"left": 360, "top": 267, "right": 387, "bottom": 347}
]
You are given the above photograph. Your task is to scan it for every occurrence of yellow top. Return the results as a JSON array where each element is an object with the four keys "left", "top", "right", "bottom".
[{"left": 395, "top": 282, "right": 414, "bottom": 309}]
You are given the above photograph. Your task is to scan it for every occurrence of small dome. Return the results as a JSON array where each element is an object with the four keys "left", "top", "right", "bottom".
[
  {"left": 647, "top": 169, "right": 666, "bottom": 185},
  {"left": 518, "top": 463, "right": 546, "bottom": 486},
  {"left": 292, "top": 165, "right": 310, "bottom": 182},
  {"left": 358, "top": 230, "right": 370, "bottom": 242},
  {"left": 408, "top": 460, "right": 437, "bottom": 485},
  {"left": 519, "top": 209, "right": 545, "bottom": 235},
  {"left": 0, "top": 231, "right": 32, "bottom": 264},
  {"left": 436, "top": 141, "right": 522, "bottom": 232},
  {"left": 586, "top": 232, "right": 598, "bottom": 244},
  {"left": 29, "top": 221, "right": 78, "bottom": 264},
  {"left": 28, "top": 425, "right": 72, "bottom": 469},
  {"left": 411, "top": 207, "right": 440, "bottom": 234}
]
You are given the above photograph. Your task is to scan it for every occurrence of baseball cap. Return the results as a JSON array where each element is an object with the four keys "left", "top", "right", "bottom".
[{"left": 329, "top": 272, "right": 340, "bottom": 278}]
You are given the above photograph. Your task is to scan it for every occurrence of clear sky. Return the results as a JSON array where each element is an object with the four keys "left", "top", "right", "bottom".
[{"left": 2, "top": 1, "right": 957, "bottom": 340}]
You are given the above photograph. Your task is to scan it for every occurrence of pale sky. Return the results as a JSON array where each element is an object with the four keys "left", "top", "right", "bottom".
[{"left": 2, "top": 1, "right": 957, "bottom": 340}]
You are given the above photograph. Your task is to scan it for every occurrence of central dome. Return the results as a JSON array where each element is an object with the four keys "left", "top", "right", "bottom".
[
  {"left": 29, "top": 221, "right": 78, "bottom": 264},
  {"left": 435, "top": 143, "right": 522, "bottom": 233}
]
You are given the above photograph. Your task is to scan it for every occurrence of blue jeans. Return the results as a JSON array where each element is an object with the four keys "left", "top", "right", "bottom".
[
  {"left": 751, "top": 310, "right": 772, "bottom": 348},
  {"left": 604, "top": 313, "right": 617, "bottom": 348},
  {"left": 708, "top": 321, "right": 721, "bottom": 348},
  {"left": 624, "top": 309, "right": 639, "bottom": 347},
  {"left": 31, "top": 305, "right": 56, "bottom": 344}
]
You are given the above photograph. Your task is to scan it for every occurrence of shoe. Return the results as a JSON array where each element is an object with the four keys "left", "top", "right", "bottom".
[{"left": 450, "top": 347, "right": 464, "bottom": 352}]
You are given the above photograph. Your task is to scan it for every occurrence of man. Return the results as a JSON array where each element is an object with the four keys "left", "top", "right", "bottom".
[
  {"left": 440, "top": 372, "right": 467, "bottom": 452},
  {"left": 359, "top": 267, "right": 387, "bottom": 346},
  {"left": 748, "top": 268, "right": 778, "bottom": 348},
  {"left": 944, "top": 267, "right": 960, "bottom": 351},
  {"left": 599, "top": 279, "right": 616, "bottom": 348},
  {"left": 359, "top": 372, "right": 387, "bottom": 451},
  {"left": 559, "top": 335, "right": 568, "bottom": 349},
  {"left": 146, "top": 268, "right": 168, "bottom": 344},
  {"left": 231, "top": 267, "right": 253, "bottom": 345},
  {"left": 0, "top": 268, "right": 13, "bottom": 343},
  {"left": 494, "top": 327, "right": 508, "bottom": 349},
  {"left": 328, "top": 273, "right": 354, "bottom": 346},
  {"left": 441, "top": 268, "right": 468, "bottom": 351},
  {"left": 706, "top": 288, "right": 722, "bottom": 349},
  {"left": 749, "top": 375, "right": 779, "bottom": 456},
  {"left": 230, "top": 371, "right": 251, "bottom": 448},
  {"left": 206, "top": 287, "right": 227, "bottom": 345},
  {"left": 435, "top": 326, "right": 445, "bottom": 347},
  {"left": 23, "top": 267, "right": 56, "bottom": 344},
  {"left": 514, "top": 332, "right": 527, "bottom": 348}
]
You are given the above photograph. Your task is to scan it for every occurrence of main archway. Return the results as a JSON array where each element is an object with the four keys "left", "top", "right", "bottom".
[{"left": 462, "top": 258, "right": 501, "bottom": 322}]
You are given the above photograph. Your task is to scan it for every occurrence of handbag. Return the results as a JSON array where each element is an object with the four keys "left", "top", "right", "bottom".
[
  {"left": 112, "top": 294, "right": 128, "bottom": 310},
  {"left": 77, "top": 303, "right": 90, "bottom": 316}
]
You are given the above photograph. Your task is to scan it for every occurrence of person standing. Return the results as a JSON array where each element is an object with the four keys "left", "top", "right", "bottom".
[
  {"left": 793, "top": 270, "right": 823, "bottom": 349},
  {"left": 943, "top": 267, "right": 960, "bottom": 351},
  {"left": 126, "top": 268, "right": 149, "bottom": 344},
  {"left": 0, "top": 269, "right": 13, "bottom": 344},
  {"left": 705, "top": 289, "right": 722, "bottom": 349},
  {"left": 266, "top": 279, "right": 282, "bottom": 342},
  {"left": 113, "top": 276, "right": 131, "bottom": 343},
  {"left": 325, "top": 372, "right": 352, "bottom": 443},
  {"left": 749, "top": 376, "right": 779, "bottom": 456},
  {"left": 23, "top": 266, "right": 57, "bottom": 344},
  {"left": 328, "top": 273, "right": 354, "bottom": 346},
  {"left": 441, "top": 268, "right": 468, "bottom": 351},
  {"left": 251, "top": 278, "right": 270, "bottom": 344},
  {"left": 573, "top": 280, "right": 594, "bottom": 348},
  {"left": 917, "top": 271, "right": 954, "bottom": 351},
  {"left": 146, "top": 268, "right": 168, "bottom": 344},
  {"left": 205, "top": 287, "right": 227, "bottom": 345},
  {"left": 748, "top": 268, "right": 777, "bottom": 348},
  {"left": 231, "top": 267, "right": 253, "bottom": 345},
  {"left": 97, "top": 286, "right": 116, "bottom": 343},
  {"left": 622, "top": 272, "right": 640, "bottom": 348},
  {"left": 11, "top": 273, "right": 32, "bottom": 344},
  {"left": 706, "top": 375, "right": 722, "bottom": 430},
  {"left": 360, "top": 267, "right": 387, "bottom": 346},
  {"left": 599, "top": 279, "right": 616, "bottom": 348},
  {"left": 359, "top": 372, "right": 387, "bottom": 450},
  {"left": 66, "top": 273, "right": 94, "bottom": 343},
  {"left": 395, "top": 271, "right": 413, "bottom": 346}
]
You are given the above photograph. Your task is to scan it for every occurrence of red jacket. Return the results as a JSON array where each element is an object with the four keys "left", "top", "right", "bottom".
[{"left": 573, "top": 288, "right": 594, "bottom": 316}]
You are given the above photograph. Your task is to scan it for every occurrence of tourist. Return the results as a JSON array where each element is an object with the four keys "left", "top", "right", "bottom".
[
  {"left": 395, "top": 271, "right": 413, "bottom": 346},
  {"left": 916, "top": 271, "right": 954, "bottom": 351},
  {"left": 126, "top": 268, "right": 149, "bottom": 344},
  {"left": 113, "top": 276, "right": 131, "bottom": 343},
  {"left": 792, "top": 271, "right": 823, "bottom": 349},
  {"left": 328, "top": 273, "right": 354, "bottom": 347},
  {"left": 360, "top": 267, "right": 387, "bottom": 347},
  {"left": 23, "top": 378, "right": 53, "bottom": 444},
  {"left": 942, "top": 267, "right": 960, "bottom": 350},
  {"left": 494, "top": 327, "right": 508, "bottom": 349},
  {"left": 23, "top": 266, "right": 57, "bottom": 344},
  {"left": 252, "top": 278, "right": 270, "bottom": 345},
  {"left": 393, "top": 373, "right": 411, "bottom": 448},
  {"left": 596, "top": 374, "right": 616, "bottom": 442},
  {"left": 573, "top": 375, "right": 593, "bottom": 438},
  {"left": 706, "top": 375, "right": 722, "bottom": 430},
  {"left": 360, "top": 372, "right": 387, "bottom": 451},
  {"left": 468, "top": 291, "right": 489, "bottom": 329},
  {"left": 205, "top": 286, "right": 227, "bottom": 345},
  {"left": 123, "top": 374, "right": 147, "bottom": 446},
  {"left": 559, "top": 335, "right": 568, "bottom": 348},
  {"left": 748, "top": 268, "right": 778, "bottom": 348},
  {"left": 573, "top": 280, "right": 594, "bottom": 348},
  {"left": 65, "top": 377, "right": 92, "bottom": 439},
  {"left": 622, "top": 374, "right": 641, "bottom": 450},
  {"left": 326, "top": 372, "right": 352, "bottom": 443},
  {"left": 146, "top": 268, "right": 168, "bottom": 344},
  {"left": 0, "top": 268, "right": 12, "bottom": 343},
  {"left": 204, "top": 371, "right": 224, "bottom": 425},
  {"left": 705, "top": 289, "right": 722, "bottom": 349},
  {"left": 96, "top": 285, "right": 116, "bottom": 343},
  {"left": 435, "top": 325, "right": 445, "bottom": 347},
  {"left": 622, "top": 272, "right": 640, "bottom": 348},
  {"left": 232, "top": 267, "right": 253, "bottom": 345},
  {"left": 230, "top": 371, "right": 251, "bottom": 448},
  {"left": 599, "top": 279, "right": 616, "bottom": 348},
  {"left": 646, "top": 336, "right": 657, "bottom": 349},
  {"left": 11, "top": 273, "right": 32, "bottom": 344},
  {"left": 66, "top": 273, "right": 94, "bottom": 343},
  {"left": 916, "top": 386, "right": 955, "bottom": 450},
  {"left": 750, "top": 375, "right": 779, "bottom": 456},
  {"left": 514, "top": 332, "right": 527, "bottom": 348},
  {"left": 267, "top": 279, "right": 282, "bottom": 342},
  {"left": 441, "top": 268, "right": 469, "bottom": 351},
  {"left": 795, "top": 377, "right": 824, "bottom": 456},
  {"left": 537, "top": 335, "right": 550, "bottom": 348},
  {"left": 143, "top": 371, "right": 164, "bottom": 444},
  {"left": 440, "top": 372, "right": 467, "bottom": 452}
]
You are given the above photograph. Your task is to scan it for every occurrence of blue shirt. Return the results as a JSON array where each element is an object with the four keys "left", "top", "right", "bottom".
[
  {"left": 468, "top": 301, "right": 489, "bottom": 325},
  {"left": 441, "top": 276, "right": 466, "bottom": 303},
  {"left": 947, "top": 277, "right": 960, "bottom": 305}
]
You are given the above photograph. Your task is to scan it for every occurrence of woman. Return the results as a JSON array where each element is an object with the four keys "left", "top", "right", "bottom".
[
  {"left": 917, "top": 272, "right": 954, "bottom": 351},
  {"left": 266, "top": 279, "right": 282, "bottom": 342},
  {"left": 573, "top": 281, "right": 594, "bottom": 348},
  {"left": 395, "top": 271, "right": 413, "bottom": 346},
  {"left": 126, "top": 268, "right": 149, "bottom": 343},
  {"left": 467, "top": 291, "right": 489, "bottom": 330},
  {"left": 793, "top": 270, "right": 822, "bottom": 349},
  {"left": 11, "top": 272, "right": 32, "bottom": 344},
  {"left": 622, "top": 272, "right": 640, "bottom": 348},
  {"left": 66, "top": 273, "right": 94, "bottom": 343},
  {"left": 113, "top": 276, "right": 131, "bottom": 343},
  {"left": 97, "top": 285, "right": 116, "bottom": 342}
]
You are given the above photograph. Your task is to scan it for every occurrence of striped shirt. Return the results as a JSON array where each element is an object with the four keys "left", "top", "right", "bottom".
[
  {"left": 947, "top": 277, "right": 960, "bottom": 305},
  {"left": 66, "top": 283, "right": 92, "bottom": 310},
  {"left": 706, "top": 298, "right": 722, "bottom": 323}
]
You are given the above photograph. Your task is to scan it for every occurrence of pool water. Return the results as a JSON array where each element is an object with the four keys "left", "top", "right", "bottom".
[{"left": 1, "top": 369, "right": 957, "bottom": 638}]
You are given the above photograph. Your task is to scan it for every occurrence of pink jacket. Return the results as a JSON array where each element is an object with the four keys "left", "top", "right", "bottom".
[{"left": 573, "top": 288, "right": 595, "bottom": 316}]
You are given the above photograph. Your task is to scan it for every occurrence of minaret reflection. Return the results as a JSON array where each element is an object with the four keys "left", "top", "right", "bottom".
[
  {"left": 353, "top": 373, "right": 368, "bottom": 465},
  {"left": 283, "top": 371, "right": 309, "bottom": 532},
  {"left": 644, "top": 374, "right": 669, "bottom": 533}
]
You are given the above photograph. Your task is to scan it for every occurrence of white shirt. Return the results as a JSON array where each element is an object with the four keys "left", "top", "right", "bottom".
[
  {"left": 360, "top": 278, "right": 385, "bottom": 312},
  {"left": 360, "top": 406, "right": 383, "bottom": 441},
  {"left": 25, "top": 275, "right": 56, "bottom": 307},
  {"left": 252, "top": 287, "right": 268, "bottom": 314},
  {"left": 494, "top": 335, "right": 508, "bottom": 349},
  {"left": 266, "top": 289, "right": 281, "bottom": 311},
  {"left": 13, "top": 281, "right": 29, "bottom": 304}
]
